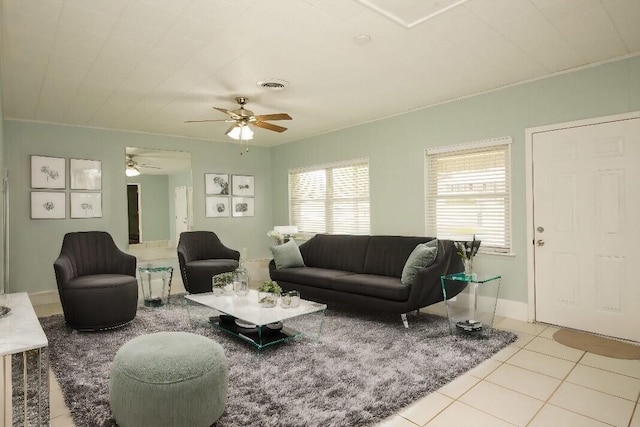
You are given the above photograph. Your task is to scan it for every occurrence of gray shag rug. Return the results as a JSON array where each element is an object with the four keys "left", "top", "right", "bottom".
[{"left": 41, "top": 296, "right": 516, "bottom": 427}]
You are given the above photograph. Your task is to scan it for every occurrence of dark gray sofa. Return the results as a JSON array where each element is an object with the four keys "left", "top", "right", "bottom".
[{"left": 269, "top": 234, "right": 465, "bottom": 325}]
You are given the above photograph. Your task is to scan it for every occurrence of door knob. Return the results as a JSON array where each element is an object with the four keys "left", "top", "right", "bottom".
[{"left": 536, "top": 239, "right": 545, "bottom": 246}]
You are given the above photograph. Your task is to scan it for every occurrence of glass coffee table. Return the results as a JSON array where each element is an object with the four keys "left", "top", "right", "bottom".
[{"left": 185, "top": 290, "right": 326, "bottom": 350}]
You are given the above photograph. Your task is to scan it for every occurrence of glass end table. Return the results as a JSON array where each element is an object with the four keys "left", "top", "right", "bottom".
[
  {"left": 440, "top": 272, "right": 501, "bottom": 336},
  {"left": 138, "top": 265, "right": 174, "bottom": 307}
]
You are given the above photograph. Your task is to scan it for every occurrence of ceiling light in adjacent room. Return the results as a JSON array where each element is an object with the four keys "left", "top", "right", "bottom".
[{"left": 125, "top": 165, "right": 140, "bottom": 177}]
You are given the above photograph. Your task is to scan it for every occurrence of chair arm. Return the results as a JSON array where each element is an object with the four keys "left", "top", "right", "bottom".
[
  {"left": 53, "top": 254, "right": 76, "bottom": 289},
  {"left": 212, "top": 245, "right": 240, "bottom": 261},
  {"left": 110, "top": 249, "right": 137, "bottom": 276}
]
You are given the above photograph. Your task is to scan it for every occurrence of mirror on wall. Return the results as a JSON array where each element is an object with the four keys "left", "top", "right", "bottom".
[{"left": 125, "top": 147, "right": 192, "bottom": 249}]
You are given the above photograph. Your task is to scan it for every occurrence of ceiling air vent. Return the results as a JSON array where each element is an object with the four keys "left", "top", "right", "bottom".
[{"left": 257, "top": 79, "right": 289, "bottom": 90}]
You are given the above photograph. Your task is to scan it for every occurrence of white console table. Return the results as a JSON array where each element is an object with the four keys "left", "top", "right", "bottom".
[{"left": 0, "top": 292, "right": 49, "bottom": 426}]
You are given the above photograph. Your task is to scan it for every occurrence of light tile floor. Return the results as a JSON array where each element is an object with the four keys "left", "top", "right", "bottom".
[{"left": 36, "top": 247, "right": 640, "bottom": 426}]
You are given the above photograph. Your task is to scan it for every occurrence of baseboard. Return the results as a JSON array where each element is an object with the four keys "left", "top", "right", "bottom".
[
  {"left": 495, "top": 298, "right": 528, "bottom": 322},
  {"left": 446, "top": 292, "right": 529, "bottom": 323},
  {"left": 28, "top": 290, "right": 60, "bottom": 307}
]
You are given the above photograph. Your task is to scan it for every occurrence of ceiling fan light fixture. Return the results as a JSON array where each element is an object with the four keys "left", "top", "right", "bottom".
[
  {"left": 125, "top": 165, "right": 140, "bottom": 177},
  {"left": 227, "top": 125, "right": 254, "bottom": 140}
]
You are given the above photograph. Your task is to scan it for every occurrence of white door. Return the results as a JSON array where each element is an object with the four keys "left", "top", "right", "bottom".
[
  {"left": 533, "top": 117, "right": 640, "bottom": 342},
  {"left": 175, "top": 186, "right": 188, "bottom": 246}
]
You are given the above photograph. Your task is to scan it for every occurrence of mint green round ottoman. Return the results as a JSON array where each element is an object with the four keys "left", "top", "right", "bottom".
[{"left": 109, "top": 332, "right": 228, "bottom": 427}]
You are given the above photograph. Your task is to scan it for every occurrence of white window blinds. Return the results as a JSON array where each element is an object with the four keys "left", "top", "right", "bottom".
[
  {"left": 289, "top": 158, "right": 370, "bottom": 235},
  {"left": 426, "top": 138, "right": 512, "bottom": 253}
]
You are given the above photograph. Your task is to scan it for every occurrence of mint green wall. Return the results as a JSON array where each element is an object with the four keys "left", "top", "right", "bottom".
[
  {"left": 126, "top": 174, "right": 170, "bottom": 242},
  {"left": 5, "top": 121, "right": 273, "bottom": 293},
  {"left": 271, "top": 56, "right": 640, "bottom": 304}
]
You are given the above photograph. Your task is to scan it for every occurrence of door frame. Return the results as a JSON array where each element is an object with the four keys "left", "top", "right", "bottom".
[{"left": 525, "top": 110, "right": 640, "bottom": 322}]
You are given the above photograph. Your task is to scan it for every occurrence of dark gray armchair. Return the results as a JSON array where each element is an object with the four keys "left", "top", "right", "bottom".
[
  {"left": 177, "top": 231, "right": 240, "bottom": 294},
  {"left": 53, "top": 231, "right": 138, "bottom": 331}
]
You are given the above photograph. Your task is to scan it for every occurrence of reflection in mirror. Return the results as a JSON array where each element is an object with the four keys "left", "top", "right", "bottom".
[{"left": 125, "top": 147, "right": 192, "bottom": 253}]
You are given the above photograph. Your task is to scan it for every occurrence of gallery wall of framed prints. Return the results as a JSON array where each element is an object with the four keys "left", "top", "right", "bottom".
[
  {"left": 30, "top": 155, "right": 103, "bottom": 219},
  {"left": 205, "top": 173, "right": 255, "bottom": 218}
]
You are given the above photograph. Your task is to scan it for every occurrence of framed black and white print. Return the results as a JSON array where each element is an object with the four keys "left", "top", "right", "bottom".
[
  {"left": 70, "top": 158, "right": 102, "bottom": 190},
  {"left": 205, "top": 196, "right": 230, "bottom": 218},
  {"left": 31, "top": 192, "right": 66, "bottom": 219},
  {"left": 232, "top": 175, "right": 254, "bottom": 197},
  {"left": 205, "top": 173, "right": 229, "bottom": 195},
  {"left": 31, "top": 155, "right": 66, "bottom": 189},
  {"left": 231, "top": 197, "right": 254, "bottom": 217},
  {"left": 70, "top": 192, "right": 103, "bottom": 218}
]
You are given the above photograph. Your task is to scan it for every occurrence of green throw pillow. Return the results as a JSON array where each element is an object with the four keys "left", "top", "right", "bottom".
[
  {"left": 401, "top": 239, "right": 439, "bottom": 285},
  {"left": 270, "top": 239, "right": 306, "bottom": 269}
]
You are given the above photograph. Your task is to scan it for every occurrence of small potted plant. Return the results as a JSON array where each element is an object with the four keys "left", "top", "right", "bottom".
[
  {"left": 258, "top": 280, "right": 282, "bottom": 308},
  {"left": 212, "top": 272, "right": 235, "bottom": 296}
]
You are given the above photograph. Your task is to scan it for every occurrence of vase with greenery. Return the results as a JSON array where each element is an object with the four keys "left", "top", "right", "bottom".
[
  {"left": 258, "top": 280, "right": 282, "bottom": 308},
  {"left": 212, "top": 272, "right": 235, "bottom": 295},
  {"left": 454, "top": 236, "right": 481, "bottom": 276}
]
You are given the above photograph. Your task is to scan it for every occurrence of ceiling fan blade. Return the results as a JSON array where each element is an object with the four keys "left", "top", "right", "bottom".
[
  {"left": 184, "top": 119, "right": 233, "bottom": 123},
  {"left": 225, "top": 124, "right": 238, "bottom": 136},
  {"left": 254, "top": 121, "right": 288, "bottom": 133},
  {"left": 254, "top": 113, "right": 292, "bottom": 121},
  {"left": 213, "top": 107, "right": 241, "bottom": 119}
]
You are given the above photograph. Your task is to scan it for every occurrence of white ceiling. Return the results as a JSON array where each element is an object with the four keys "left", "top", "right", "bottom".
[{"left": 1, "top": 0, "right": 639, "bottom": 148}]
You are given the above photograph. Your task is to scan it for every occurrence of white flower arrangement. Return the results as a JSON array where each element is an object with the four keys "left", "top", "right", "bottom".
[{"left": 267, "top": 230, "right": 284, "bottom": 245}]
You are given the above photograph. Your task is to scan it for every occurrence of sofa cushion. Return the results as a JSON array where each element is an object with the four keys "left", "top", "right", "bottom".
[
  {"left": 270, "top": 267, "right": 354, "bottom": 290},
  {"left": 270, "top": 239, "right": 305, "bottom": 269},
  {"left": 299, "top": 234, "right": 370, "bottom": 273},
  {"left": 332, "top": 274, "right": 410, "bottom": 302},
  {"left": 401, "top": 239, "right": 439, "bottom": 285},
  {"left": 363, "top": 236, "right": 435, "bottom": 277}
]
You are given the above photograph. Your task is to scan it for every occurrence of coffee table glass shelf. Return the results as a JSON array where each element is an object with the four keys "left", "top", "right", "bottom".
[
  {"left": 185, "top": 290, "right": 326, "bottom": 350},
  {"left": 440, "top": 272, "right": 501, "bottom": 336}
]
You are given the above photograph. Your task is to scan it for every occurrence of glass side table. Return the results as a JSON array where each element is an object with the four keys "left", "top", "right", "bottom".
[
  {"left": 440, "top": 272, "right": 501, "bottom": 336},
  {"left": 138, "top": 265, "right": 174, "bottom": 307}
]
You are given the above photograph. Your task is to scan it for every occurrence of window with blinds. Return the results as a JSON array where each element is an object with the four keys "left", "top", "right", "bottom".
[
  {"left": 289, "top": 158, "right": 370, "bottom": 235},
  {"left": 425, "top": 138, "right": 512, "bottom": 253}
]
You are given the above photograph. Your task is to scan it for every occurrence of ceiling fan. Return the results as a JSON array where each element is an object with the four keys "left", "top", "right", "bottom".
[
  {"left": 125, "top": 155, "right": 161, "bottom": 177},
  {"left": 185, "top": 97, "right": 292, "bottom": 141}
]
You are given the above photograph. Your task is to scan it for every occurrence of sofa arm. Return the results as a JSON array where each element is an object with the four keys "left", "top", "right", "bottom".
[{"left": 408, "top": 239, "right": 465, "bottom": 307}]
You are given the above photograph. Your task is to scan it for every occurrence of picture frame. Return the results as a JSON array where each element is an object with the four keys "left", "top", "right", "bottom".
[
  {"left": 31, "top": 155, "right": 66, "bottom": 189},
  {"left": 205, "top": 173, "right": 229, "bottom": 195},
  {"left": 232, "top": 175, "right": 255, "bottom": 197},
  {"left": 31, "top": 192, "right": 66, "bottom": 219},
  {"left": 205, "top": 196, "right": 230, "bottom": 218},
  {"left": 70, "top": 192, "right": 103, "bottom": 218},
  {"left": 232, "top": 197, "right": 255, "bottom": 217},
  {"left": 70, "top": 158, "right": 102, "bottom": 190}
]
